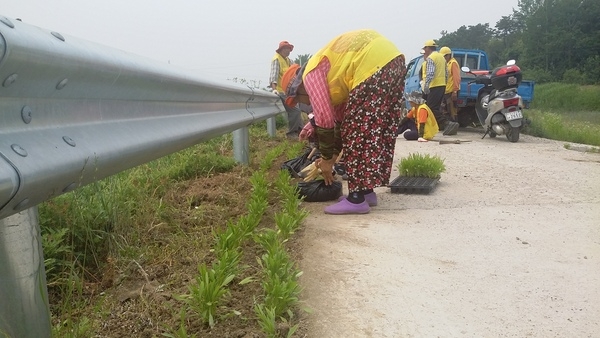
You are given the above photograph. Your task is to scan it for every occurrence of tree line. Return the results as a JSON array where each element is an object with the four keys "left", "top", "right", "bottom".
[{"left": 436, "top": 0, "right": 600, "bottom": 84}]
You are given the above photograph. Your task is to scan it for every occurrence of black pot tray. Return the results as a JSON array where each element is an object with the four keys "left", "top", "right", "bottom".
[{"left": 388, "top": 176, "right": 440, "bottom": 194}]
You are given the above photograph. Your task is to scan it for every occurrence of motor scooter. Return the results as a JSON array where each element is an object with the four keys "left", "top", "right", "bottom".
[{"left": 462, "top": 60, "right": 524, "bottom": 142}]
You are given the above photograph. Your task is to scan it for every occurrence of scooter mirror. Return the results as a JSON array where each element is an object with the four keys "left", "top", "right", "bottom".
[
  {"left": 461, "top": 66, "right": 471, "bottom": 73},
  {"left": 506, "top": 60, "right": 516, "bottom": 66}
]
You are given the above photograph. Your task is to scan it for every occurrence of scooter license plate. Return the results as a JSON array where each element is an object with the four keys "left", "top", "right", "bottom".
[{"left": 505, "top": 110, "right": 523, "bottom": 121}]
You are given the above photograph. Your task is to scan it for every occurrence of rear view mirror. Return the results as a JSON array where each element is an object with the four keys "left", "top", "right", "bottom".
[{"left": 461, "top": 66, "right": 471, "bottom": 73}]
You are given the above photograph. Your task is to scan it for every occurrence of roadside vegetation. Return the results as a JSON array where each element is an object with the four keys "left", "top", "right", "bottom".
[
  {"left": 40, "top": 116, "right": 312, "bottom": 337},
  {"left": 523, "top": 83, "right": 600, "bottom": 148}
]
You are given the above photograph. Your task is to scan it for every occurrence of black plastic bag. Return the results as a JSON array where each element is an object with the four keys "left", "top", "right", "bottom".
[
  {"left": 297, "top": 180, "right": 342, "bottom": 202},
  {"left": 281, "top": 148, "right": 319, "bottom": 178}
]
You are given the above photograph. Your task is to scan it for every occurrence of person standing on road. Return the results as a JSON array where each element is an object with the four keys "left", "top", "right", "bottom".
[
  {"left": 440, "top": 46, "right": 461, "bottom": 123},
  {"left": 397, "top": 91, "right": 439, "bottom": 142},
  {"left": 282, "top": 29, "right": 406, "bottom": 215},
  {"left": 269, "top": 41, "right": 304, "bottom": 139},
  {"left": 421, "top": 40, "right": 458, "bottom": 135}
]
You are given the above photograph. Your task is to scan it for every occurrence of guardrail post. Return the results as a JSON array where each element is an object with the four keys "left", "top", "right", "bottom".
[
  {"left": 267, "top": 117, "right": 277, "bottom": 137},
  {"left": 0, "top": 207, "right": 51, "bottom": 338},
  {"left": 233, "top": 127, "right": 250, "bottom": 164}
]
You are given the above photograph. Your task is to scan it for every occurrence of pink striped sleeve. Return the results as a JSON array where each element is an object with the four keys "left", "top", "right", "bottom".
[{"left": 303, "top": 58, "right": 336, "bottom": 129}]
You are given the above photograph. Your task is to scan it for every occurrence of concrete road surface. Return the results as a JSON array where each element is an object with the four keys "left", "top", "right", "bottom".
[{"left": 299, "top": 131, "right": 600, "bottom": 338}]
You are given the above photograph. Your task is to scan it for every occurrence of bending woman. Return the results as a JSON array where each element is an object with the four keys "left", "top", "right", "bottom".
[{"left": 282, "top": 29, "right": 406, "bottom": 215}]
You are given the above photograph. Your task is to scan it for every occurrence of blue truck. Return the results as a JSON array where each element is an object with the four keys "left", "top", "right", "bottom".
[{"left": 404, "top": 48, "right": 535, "bottom": 127}]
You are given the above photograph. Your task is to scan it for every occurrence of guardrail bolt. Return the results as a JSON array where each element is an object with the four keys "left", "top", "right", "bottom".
[
  {"left": 21, "top": 106, "right": 32, "bottom": 124},
  {"left": 11, "top": 144, "right": 28, "bottom": 157},
  {"left": 3, "top": 73, "right": 18, "bottom": 87},
  {"left": 62, "top": 136, "right": 76, "bottom": 147},
  {"left": 0, "top": 16, "right": 14, "bottom": 28},
  {"left": 56, "top": 78, "right": 68, "bottom": 90},
  {"left": 51, "top": 31, "right": 65, "bottom": 42}
]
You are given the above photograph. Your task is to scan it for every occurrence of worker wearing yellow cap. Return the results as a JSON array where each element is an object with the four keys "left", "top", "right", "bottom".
[
  {"left": 421, "top": 40, "right": 458, "bottom": 135},
  {"left": 440, "top": 46, "right": 461, "bottom": 122}
]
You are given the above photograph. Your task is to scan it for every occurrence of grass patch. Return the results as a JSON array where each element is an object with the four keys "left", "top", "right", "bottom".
[
  {"left": 397, "top": 153, "right": 446, "bottom": 179},
  {"left": 524, "top": 110, "right": 600, "bottom": 147},
  {"left": 522, "top": 83, "right": 600, "bottom": 147},
  {"left": 530, "top": 83, "right": 600, "bottom": 112}
]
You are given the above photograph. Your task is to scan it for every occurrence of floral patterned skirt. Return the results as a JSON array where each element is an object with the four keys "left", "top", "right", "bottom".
[{"left": 341, "top": 55, "right": 406, "bottom": 192}]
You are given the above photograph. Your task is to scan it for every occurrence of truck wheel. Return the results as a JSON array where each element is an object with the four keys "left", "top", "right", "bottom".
[
  {"left": 457, "top": 107, "right": 477, "bottom": 127},
  {"left": 506, "top": 126, "right": 520, "bottom": 142},
  {"left": 457, "top": 113, "right": 471, "bottom": 127}
]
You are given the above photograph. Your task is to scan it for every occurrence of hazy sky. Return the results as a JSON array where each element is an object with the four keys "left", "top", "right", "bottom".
[{"left": 1, "top": 0, "right": 520, "bottom": 87}]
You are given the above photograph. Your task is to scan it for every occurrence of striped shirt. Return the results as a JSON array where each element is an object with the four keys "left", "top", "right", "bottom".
[
  {"left": 303, "top": 57, "right": 345, "bottom": 129},
  {"left": 269, "top": 59, "right": 280, "bottom": 87}
]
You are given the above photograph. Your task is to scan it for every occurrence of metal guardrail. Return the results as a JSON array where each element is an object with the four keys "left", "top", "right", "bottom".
[
  {"left": 0, "top": 15, "right": 283, "bottom": 220},
  {"left": 0, "top": 15, "right": 283, "bottom": 337}
]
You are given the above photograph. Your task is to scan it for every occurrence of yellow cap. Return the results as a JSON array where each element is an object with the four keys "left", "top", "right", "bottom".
[
  {"left": 423, "top": 39, "right": 437, "bottom": 48},
  {"left": 440, "top": 46, "right": 452, "bottom": 55}
]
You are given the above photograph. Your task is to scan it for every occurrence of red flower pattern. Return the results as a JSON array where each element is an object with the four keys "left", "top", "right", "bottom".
[{"left": 340, "top": 55, "right": 406, "bottom": 192}]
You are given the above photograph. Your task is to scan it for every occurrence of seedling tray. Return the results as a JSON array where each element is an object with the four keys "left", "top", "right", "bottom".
[{"left": 388, "top": 176, "right": 439, "bottom": 194}]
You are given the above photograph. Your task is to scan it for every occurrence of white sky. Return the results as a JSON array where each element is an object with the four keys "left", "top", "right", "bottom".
[{"left": 1, "top": 0, "right": 520, "bottom": 87}]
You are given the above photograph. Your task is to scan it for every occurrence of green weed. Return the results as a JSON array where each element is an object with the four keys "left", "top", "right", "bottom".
[
  {"left": 255, "top": 230, "right": 302, "bottom": 317},
  {"left": 254, "top": 304, "right": 277, "bottom": 337},
  {"left": 161, "top": 309, "right": 196, "bottom": 338},
  {"left": 523, "top": 83, "right": 600, "bottom": 146},
  {"left": 524, "top": 110, "right": 600, "bottom": 147},
  {"left": 530, "top": 83, "right": 600, "bottom": 112},
  {"left": 181, "top": 264, "right": 235, "bottom": 328}
]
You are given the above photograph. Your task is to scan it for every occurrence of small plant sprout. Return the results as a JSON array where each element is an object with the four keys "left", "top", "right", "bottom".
[{"left": 397, "top": 153, "right": 446, "bottom": 179}]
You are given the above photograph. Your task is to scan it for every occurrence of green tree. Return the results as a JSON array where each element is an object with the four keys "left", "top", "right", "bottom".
[
  {"left": 574, "top": 0, "right": 600, "bottom": 66},
  {"left": 521, "top": 0, "right": 600, "bottom": 82},
  {"left": 495, "top": 13, "right": 525, "bottom": 46},
  {"left": 517, "top": 0, "right": 544, "bottom": 17},
  {"left": 582, "top": 55, "right": 600, "bottom": 84},
  {"left": 415, "top": 0, "right": 600, "bottom": 84},
  {"left": 438, "top": 24, "right": 495, "bottom": 50},
  {"left": 487, "top": 12, "right": 527, "bottom": 67},
  {"left": 293, "top": 53, "right": 312, "bottom": 66}
]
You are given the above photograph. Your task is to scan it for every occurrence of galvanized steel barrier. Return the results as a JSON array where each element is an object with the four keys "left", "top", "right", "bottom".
[{"left": 0, "top": 15, "right": 283, "bottom": 337}]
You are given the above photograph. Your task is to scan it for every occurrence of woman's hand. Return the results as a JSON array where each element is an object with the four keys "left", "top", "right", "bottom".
[
  {"left": 299, "top": 121, "right": 315, "bottom": 141},
  {"left": 299, "top": 125, "right": 314, "bottom": 141},
  {"left": 315, "top": 157, "right": 336, "bottom": 185}
]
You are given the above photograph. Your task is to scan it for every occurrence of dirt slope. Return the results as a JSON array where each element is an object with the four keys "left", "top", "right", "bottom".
[{"left": 298, "top": 131, "right": 600, "bottom": 338}]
